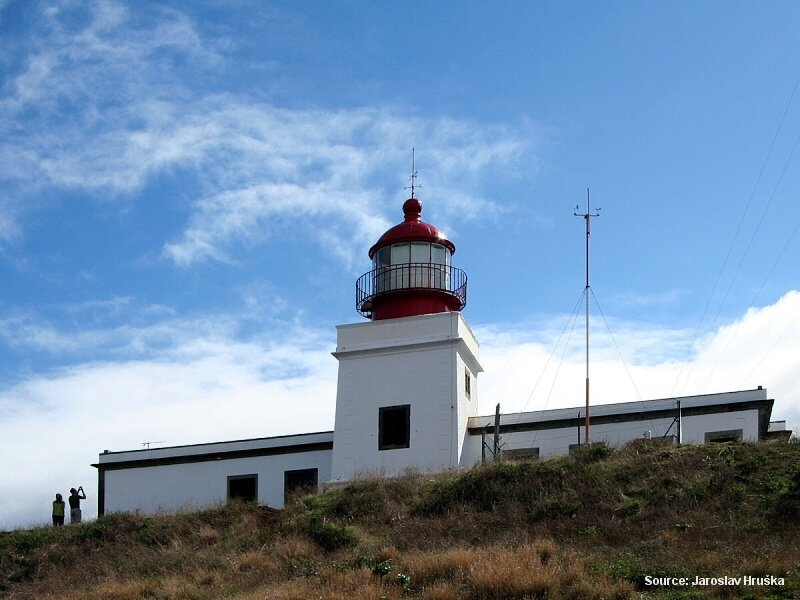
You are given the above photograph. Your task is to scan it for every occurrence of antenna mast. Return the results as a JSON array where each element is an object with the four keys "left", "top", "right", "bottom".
[
  {"left": 574, "top": 188, "right": 600, "bottom": 444},
  {"left": 405, "top": 147, "right": 421, "bottom": 198}
]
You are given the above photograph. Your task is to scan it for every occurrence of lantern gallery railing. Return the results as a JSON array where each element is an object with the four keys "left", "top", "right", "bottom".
[{"left": 356, "top": 263, "right": 467, "bottom": 316}]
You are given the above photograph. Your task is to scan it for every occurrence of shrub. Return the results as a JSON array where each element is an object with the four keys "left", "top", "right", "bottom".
[
  {"left": 6, "top": 528, "right": 54, "bottom": 552},
  {"left": 136, "top": 517, "right": 172, "bottom": 547},
  {"left": 774, "top": 469, "right": 800, "bottom": 519},
  {"left": 573, "top": 442, "right": 613, "bottom": 463},
  {"left": 308, "top": 522, "right": 358, "bottom": 552},
  {"left": 615, "top": 496, "right": 641, "bottom": 517},
  {"left": 318, "top": 480, "right": 386, "bottom": 519},
  {"left": 411, "top": 460, "right": 550, "bottom": 515},
  {"left": 532, "top": 497, "right": 583, "bottom": 520},
  {"left": 72, "top": 519, "right": 114, "bottom": 543}
]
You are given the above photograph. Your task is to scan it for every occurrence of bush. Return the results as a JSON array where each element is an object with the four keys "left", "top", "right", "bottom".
[
  {"left": 136, "top": 517, "right": 172, "bottom": 547},
  {"left": 412, "top": 461, "right": 544, "bottom": 515},
  {"left": 572, "top": 442, "right": 613, "bottom": 463},
  {"left": 6, "top": 528, "right": 55, "bottom": 552},
  {"left": 308, "top": 522, "right": 358, "bottom": 552},
  {"left": 774, "top": 469, "right": 800, "bottom": 519}
]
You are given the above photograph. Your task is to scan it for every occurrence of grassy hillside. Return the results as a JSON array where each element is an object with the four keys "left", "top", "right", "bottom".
[{"left": 2, "top": 440, "right": 798, "bottom": 599}]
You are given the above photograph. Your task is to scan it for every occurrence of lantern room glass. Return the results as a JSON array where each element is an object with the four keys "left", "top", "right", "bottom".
[{"left": 373, "top": 242, "right": 451, "bottom": 292}]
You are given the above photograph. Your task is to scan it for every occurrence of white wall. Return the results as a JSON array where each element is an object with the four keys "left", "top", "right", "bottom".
[
  {"left": 462, "top": 405, "right": 764, "bottom": 465},
  {"left": 102, "top": 449, "right": 332, "bottom": 515},
  {"left": 455, "top": 353, "right": 479, "bottom": 468},
  {"left": 331, "top": 312, "right": 482, "bottom": 481},
  {"left": 681, "top": 409, "right": 759, "bottom": 444}
]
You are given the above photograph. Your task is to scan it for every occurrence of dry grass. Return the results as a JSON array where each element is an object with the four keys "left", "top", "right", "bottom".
[
  {"left": 403, "top": 546, "right": 473, "bottom": 585},
  {"left": 2, "top": 440, "right": 799, "bottom": 599},
  {"left": 274, "top": 534, "right": 319, "bottom": 561},
  {"left": 402, "top": 543, "right": 635, "bottom": 600}
]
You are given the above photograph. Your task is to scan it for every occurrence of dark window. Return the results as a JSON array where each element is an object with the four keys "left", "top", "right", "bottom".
[
  {"left": 465, "top": 368, "right": 472, "bottom": 399},
  {"left": 228, "top": 474, "right": 257, "bottom": 502},
  {"left": 505, "top": 448, "right": 539, "bottom": 460},
  {"left": 376, "top": 246, "right": 390, "bottom": 268},
  {"left": 284, "top": 468, "right": 318, "bottom": 504},
  {"left": 379, "top": 405, "right": 410, "bottom": 450},
  {"left": 704, "top": 429, "right": 743, "bottom": 443}
]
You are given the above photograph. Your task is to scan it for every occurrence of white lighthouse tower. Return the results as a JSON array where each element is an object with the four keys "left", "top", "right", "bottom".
[{"left": 330, "top": 196, "right": 483, "bottom": 481}]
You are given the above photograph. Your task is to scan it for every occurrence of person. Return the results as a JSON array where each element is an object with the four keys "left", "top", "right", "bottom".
[
  {"left": 68, "top": 486, "right": 86, "bottom": 524},
  {"left": 52, "top": 493, "right": 65, "bottom": 527}
]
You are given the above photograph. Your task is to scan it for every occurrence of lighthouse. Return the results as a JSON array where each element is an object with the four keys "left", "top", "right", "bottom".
[
  {"left": 330, "top": 196, "right": 484, "bottom": 481},
  {"left": 92, "top": 191, "right": 784, "bottom": 517}
]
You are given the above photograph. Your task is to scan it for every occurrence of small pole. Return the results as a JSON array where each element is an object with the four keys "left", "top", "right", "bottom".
[
  {"left": 577, "top": 412, "right": 581, "bottom": 445},
  {"left": 493, "top": 403, "right": 501, "bottom": 460},
  {"left": 676, "top": 399, "right": 682, "bottom": 446}
]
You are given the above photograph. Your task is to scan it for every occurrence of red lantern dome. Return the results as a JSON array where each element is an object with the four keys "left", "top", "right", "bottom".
[{"left": 356, "top": 198, "right": 467, "bottom": 320}]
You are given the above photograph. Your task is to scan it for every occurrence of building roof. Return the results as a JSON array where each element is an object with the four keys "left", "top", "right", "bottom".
[
  {"left": 468, "top": 387, "right": 772, "bottom": 433},
  {"left": 94, "top": 430, "right": 334, "bottom": 470}
]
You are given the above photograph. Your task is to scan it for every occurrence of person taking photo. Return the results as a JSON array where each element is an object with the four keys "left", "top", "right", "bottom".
[{"left": 69, "top": 486, "right": 86, "bottom": 524}]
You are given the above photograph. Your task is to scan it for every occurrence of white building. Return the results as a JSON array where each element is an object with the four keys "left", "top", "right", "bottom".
[{"left": 93, "top": 197, "right": 788, "bottom": 516}]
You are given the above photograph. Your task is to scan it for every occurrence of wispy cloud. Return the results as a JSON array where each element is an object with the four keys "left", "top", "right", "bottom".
[
  {"left": 0, "top": 2, "right": 537, "bottom": 265},
  {"left": 153, "top": 102, "right": 535, "bottom": 268},
  {"left": 0, "top": 290, "right": 324, "bottom": 368},
  {"left": 0, "top": 1, "right": 220, "bottom": 238}
]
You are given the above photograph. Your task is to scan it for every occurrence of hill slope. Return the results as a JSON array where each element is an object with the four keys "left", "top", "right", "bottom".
[{"left": 2, "top": 440, "right": 799, "bottom": 599}]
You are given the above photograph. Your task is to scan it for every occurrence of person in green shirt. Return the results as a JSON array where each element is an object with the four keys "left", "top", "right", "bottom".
[{"left": 52, "top": 493, "right": 65, "bottom": 527}]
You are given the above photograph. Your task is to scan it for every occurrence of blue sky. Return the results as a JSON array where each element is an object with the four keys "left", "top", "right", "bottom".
[{"left": 1, "top": 0, "right": 799, "bottom": 530}]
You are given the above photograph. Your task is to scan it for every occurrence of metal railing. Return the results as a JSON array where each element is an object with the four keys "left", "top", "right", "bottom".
[{"left": 356, "top": 263, "right": 467, "bottom": 316}]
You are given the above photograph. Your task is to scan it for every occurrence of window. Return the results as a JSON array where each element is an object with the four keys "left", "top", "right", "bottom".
[
  {"left": 374, "top": 242, "right": 451, "bottom": 269},
  {"left": 410, "top": 241, "right": 430, "bottom": 262},
  {"left": 410, "top": 242, "right": 430, "bottom": 287},
  {"left": 431, "top": 244, "right": 449, "bottom": 289},
  {"left": 379, "top": 405, "right": 411, "bottom": 450},
  {"left": 465, "top": 368, "right": 472, "bottom": 399},
  {"left": 371, "top": 242, "right": 454, "bottom": 292},
  {"left": 505, "top": 448, "right": 540, "bottom": 460},
  {"left": 284, "top": 468, "right": 319, "bottom": 504},
  {"left": 376, "top": 246, "right": 391, "bottom": 268},
  {"left": 431, "top": 243, "right": 446, "bottom": 265},
  {"left": 228, "top": 474, "right": 257, "bottom": 503},
  {"left": 373, "top": 246, "right": 391, "bottom": 293},
  {"left": 704, "top": 429, "right": 743, "bottom": 443},
  {"left": 390, "top": 243, "right": 410, "bottom": 288},
  {"left": 391, "top": 243, "right": 410, "bottom": 264}
]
